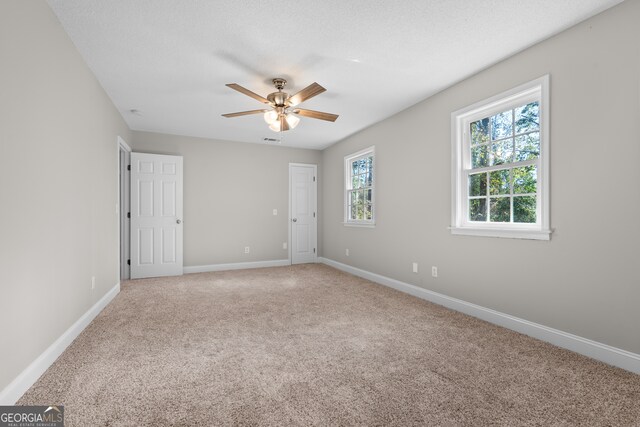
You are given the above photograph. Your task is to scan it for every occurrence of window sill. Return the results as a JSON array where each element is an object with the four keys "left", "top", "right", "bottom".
[
  {"left": 343, "top": 222, "right": 376, "bottom": 228},
  {"left": 449, "top": 226, "right": 551, "bottom": 240}
]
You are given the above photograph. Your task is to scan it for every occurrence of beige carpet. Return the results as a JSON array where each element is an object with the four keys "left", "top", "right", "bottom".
[{"left": 18, "top": 264, "right": 640, "bottom": 426}]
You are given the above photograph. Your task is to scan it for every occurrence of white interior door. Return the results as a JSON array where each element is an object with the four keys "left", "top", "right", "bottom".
[
  {"left": 130, "top": 153, "right": 183, "bottom": 279},
  {"left": 290, "top": 164, "right": 317, "bottom": 264}
]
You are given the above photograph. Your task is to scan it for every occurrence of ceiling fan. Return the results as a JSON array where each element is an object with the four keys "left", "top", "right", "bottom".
[{"left": 222, "top": 78, "right": 339, "bottom": 132}]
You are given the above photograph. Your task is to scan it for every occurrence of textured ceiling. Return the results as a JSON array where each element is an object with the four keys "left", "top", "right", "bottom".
[{"left": 47, "top": 0, "right": 622, "bottom": 150}]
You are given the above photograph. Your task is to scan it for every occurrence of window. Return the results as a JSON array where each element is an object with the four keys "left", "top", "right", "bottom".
[
  {"left": 345, "top": 147, "right": 375, "bottom": 226},
  {"left": 451, "top": 75, "right": 550, "bottom": 240}
]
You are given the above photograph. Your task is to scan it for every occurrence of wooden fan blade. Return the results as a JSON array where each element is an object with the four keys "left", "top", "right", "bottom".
[
  {"left": 280, "top": 115, "right": 290, "bottom": 131},
  {"left": 225, "top": 83, "right": 270, "bottom": 104},
  {"left": 222, "top": 109, "right": 269, "bottom": 118},
  {"left": 288, "top": 83, "right": 326, "bottom": 106},
  {"left": 293, "top": 108, "right": 339, "bottom": 122}
]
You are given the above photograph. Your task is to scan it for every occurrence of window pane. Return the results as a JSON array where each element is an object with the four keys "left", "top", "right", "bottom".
[
  {"left": 513, "top": 196, "right": 536, "bottom": 223},
  {"left": 352, "top": 191, "right": 362, "bottom": 207},
  {"left": 490, "top": 197, "right": 511, "bottom": 222},
  {"left": 346, "top": 151, "right": 374, "bottom": 222},
  {"left": 471, "top": 144, "right": 488, "bottom": 169},
  {"left": 358, "top": 191, "right": 366, "bottom": 220},
  {"left": 356, "top": 201, "right": 365, "bottom": 220},
  {"left": 491, "top": 110, "right": 513, "bottom": 140},
  {"left": 470, "top": 118, "right": 489, "bottom": 145},
  {"left": 515, "top": 102, "right": 539, "bottom": 134},
  {"left": 491, "top": 138, "right": 513, "bottom": 165},
  {"left": 352, "top": 174, "right": 359, "bottom": 189},
  {"left": 358, "top": 159, "right": 368, "bottom": 174},
  {"left": 513, "top": 165, "right": 537, "bottom": 194},
  {"left": 489, "top": 169, "right": 510, "bottom": 195},
  {"left": 469, "top": 198, "right": 487, "bottom": 221},
  {"left": 468, "top": 173, "right": 487, "bottom": 197},
  {"left": 515, "top": 132, "right": 540, "bottom": 161}
]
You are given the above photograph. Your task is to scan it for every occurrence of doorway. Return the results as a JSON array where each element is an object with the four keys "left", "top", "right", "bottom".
[
  {"left": 289, "top": 163, "right": 318, "bottom": 264},
  {"left": 118, "top": 137, "right": 131, "bottom": 280}
]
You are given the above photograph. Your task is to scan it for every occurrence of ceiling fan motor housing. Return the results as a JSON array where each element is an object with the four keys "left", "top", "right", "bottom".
[{"left": 267, "top": 91, "right": 289, "bottom": 107}]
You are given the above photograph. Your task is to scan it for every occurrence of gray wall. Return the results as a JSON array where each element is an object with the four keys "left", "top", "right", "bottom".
[
  {"left": 0, "top": 1, "right": 131, "bottom": 392},
  {"left": 321, "top": 0, "right": 640, "bottom": 354},
  {"left": 132, "top": 132, "right": 322, "bottom": 267}
]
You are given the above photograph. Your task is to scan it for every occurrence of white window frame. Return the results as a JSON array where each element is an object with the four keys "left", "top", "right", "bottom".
[
  {"left": 344, "top": 146, "right": 375, "bottom": 227},
  {"left": 451, "top": 75, "right": 551, "bottom": 240}
]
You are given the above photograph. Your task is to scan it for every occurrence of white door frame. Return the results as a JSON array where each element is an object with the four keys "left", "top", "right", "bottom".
[
  {"left": 288, "top": 163, "right": 318, "bottom": 264},
  {"left": 117, "top": 136, "right": 131, "bottom": 280}
]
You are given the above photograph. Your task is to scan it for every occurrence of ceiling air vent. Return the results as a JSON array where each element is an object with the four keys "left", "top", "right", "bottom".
[{"left": 263, "top": 137, "right": 281, "bottom": 144}]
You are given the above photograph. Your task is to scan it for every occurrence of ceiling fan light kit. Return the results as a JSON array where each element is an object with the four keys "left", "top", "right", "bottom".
[
  {"left": 223, "top": 78, "right": 338, "bottom": 133},
  {"left": 263, "top": 110, "right": 278, "bottom": 124}
]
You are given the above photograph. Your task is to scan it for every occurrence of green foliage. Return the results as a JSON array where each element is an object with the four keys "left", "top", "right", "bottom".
[
  {"left": 515, "top": 132, "right": 540, "bottom": 161},
  {"left": 513, "top": 166, "right": 537, "bottom": 194},
  {"left": 469, "top": 173, "right": 486, "bottom": 197},
  {"left": 490, "top": 197, "right": 511, "bottom": 222},
  {"left": 489, "top": 170, "right": 510, "bottom": 195},
  {"left": 470, "top": 118, "right": 489, "bottom": 145},
  {"left": 514, "top": 196, "right": 536, "bottom": 223},
  {"left": 471, "top": 145, "right": 488, "bottom": 168},
  {"left": 469, "top": 198, "right": 487, "bottom": 221}
]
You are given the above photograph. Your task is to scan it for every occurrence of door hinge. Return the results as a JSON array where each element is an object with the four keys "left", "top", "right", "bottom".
[
  {"left": 313, "top": 176, "right": 316, "bottom": 182},
  {"left": 127, "top": 164, "right": 131, "bottom": 171},
  {"left": 127, "top": 212, "right": 130, "bottom": 219},
  {"left": 313, "top": 248, "right": 316, "bottom": 253},
  {"left": 313, "top": 212, "right": 316, "bottom": 218},
  {"left": 127, "top": 259, "right": 130, "bottom": 265}
]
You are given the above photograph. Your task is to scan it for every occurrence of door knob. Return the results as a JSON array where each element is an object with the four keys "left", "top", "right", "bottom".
[
  {"left": 292, "top": 218, "right": 297, "bottom": 222},
  {"left": 176, "top": 219, "right": 182, "bottom": 224}
]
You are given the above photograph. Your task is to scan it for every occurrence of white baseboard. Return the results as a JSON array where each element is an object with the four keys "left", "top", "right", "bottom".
[
  {"left": 319, "top": 257, "right": 640, "bottom": 375},
  {"left": 184, "top": 259, "right": 290, "bottom": 274},
  {"left": 0, "top": 283, "right": 121, "bottom": 405}
]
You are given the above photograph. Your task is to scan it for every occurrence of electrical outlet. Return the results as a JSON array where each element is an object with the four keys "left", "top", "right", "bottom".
[
  {"left": 244, "top": 246, "right": 250, "bottom": 254},
  {"left": 345, "top": 249, "right": 350, "bottom": 256},
  {"left": 273, "top": 209, "right": 278, "bottom": 215},
  {"left": 431, "top": 266, "right": 438, "bottom": 278},
  {"left": 412, "top": 262, "right": 418, "bottom": 273},
  {"left": 91, "top": 276, "right": 96, "bottom": 290},
  {"left": 283, "top": 242, "right": 287, "bottom": 250}
]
